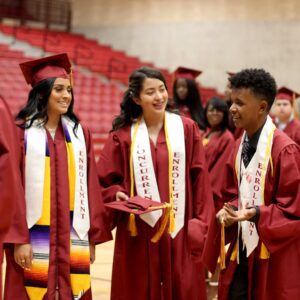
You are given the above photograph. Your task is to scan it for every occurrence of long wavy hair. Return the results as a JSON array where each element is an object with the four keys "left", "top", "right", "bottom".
[
  {"left": 204, "top": 97, "right": 229, "bottom": 133},
  {"left": 172, "top": 78, "right": 205, "bottom": 130},
  {"left": 112, "top": 67, "right": 169, "bottom": 131},
  {"left": 16, "top": 77, "right": 79, "bottom": 133}
]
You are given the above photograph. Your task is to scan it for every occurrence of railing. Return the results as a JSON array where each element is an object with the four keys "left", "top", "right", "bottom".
[{"left": 0, "top": 0, "right": 71, "bottom": 31}]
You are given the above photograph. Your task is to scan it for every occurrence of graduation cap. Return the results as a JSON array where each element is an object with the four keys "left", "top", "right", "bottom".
[
  {"left": 105, "top": 196, "right": 172, "bottom": 242},
  {"left": 105, "top": 196, "right": 165, "bottom": 215},
  {"left": 174, "top": 66, "right": 202, "bottom": 80},
  {"left": 277, "top": 86, "right": 300, "bottom": 103},
  {"left": 19, "top": 53, "right": 72, "bottom": 86}
]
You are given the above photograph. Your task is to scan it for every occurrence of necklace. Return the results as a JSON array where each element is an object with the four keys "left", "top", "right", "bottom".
[
  {"left": 45, "top": 126, "right": 57, "bottom": 139},
  {"left": 45, "top": 127, "right": 57, "bottom": 133}
]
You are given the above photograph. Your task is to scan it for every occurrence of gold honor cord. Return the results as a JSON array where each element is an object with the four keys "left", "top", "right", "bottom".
[
  {"left": 128, "top": 116, "right": 141, "bottom": 236},
  {"left": 69, "top": 66, "right": 74, "bottom": 88},
  {"left": 220, "top": 218, "right": 226, "bottom": 270},
  {"left": 129, "top": 113, "right": 174, "bottom": 242},
  {"left": 163, "top": 112, "right": 175, "bottom": 234}
]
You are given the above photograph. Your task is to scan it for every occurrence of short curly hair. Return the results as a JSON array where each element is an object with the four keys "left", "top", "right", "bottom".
[{"left": 229, "top": 69, "right": 277, "bottom": 111}]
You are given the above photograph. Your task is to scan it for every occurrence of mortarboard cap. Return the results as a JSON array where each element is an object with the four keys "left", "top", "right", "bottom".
[
  {"left": 276, "top": 86, "right": 300, "bottom": 103},
  {"left": 106, "top": 196, "right": 172, "bottom": 242},
  {"left": 105, "top": 196, "right": 165, "bottom": 215},
  {"left": 174, "top": 66, "right": 202, "bottom": 80},
  {"left": 19, "top": 53, "right": 71, "bottom": 86}
]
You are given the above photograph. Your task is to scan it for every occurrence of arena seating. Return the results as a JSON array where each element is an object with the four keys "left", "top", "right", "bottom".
[{"left": 0, "top": 24, "right": 222, "bottom": 157}]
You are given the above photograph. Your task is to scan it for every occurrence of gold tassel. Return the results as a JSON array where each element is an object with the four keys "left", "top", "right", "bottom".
[
  {"left": 168, "top": 208, "right": 175, "bottom": 233},
  {"left": 230, "top": 242, "right": 238, "bottom": 261},
  {"left": 220, "top": 219, "right": 226, "bottom": 270},
  {"left": 151, "top": 204, "right": 171, "bottom": 243},
  {"left": 259, "top": 242, "right": 270, "bottom": 259},
  {"left": 69, "top": 66, "right": 74, "bottom": 88},
  {"left": 128, "top": 213, "right": 138, "bottom": 236}
]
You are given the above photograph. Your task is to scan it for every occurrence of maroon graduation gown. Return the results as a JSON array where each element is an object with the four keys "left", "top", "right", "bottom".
[
  {"left": 98, "top": 116, "right": 219, "bottom": 300},
  {"left": 203, "top": 129, "right": 234, "bottom": 201},
  {"left": 282, "top": 118, "right": 300, "bottom": 145},
  {"left": 0, "top": 97, "right": 24, "bottom": 299},
  {"left": 4, "top": 123, "right": 112, "bottom": 300},
  {"left": 217, "top": 129, "right": 300, "bottom": 300}
]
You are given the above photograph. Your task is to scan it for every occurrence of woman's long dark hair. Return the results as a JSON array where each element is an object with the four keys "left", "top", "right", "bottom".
[
  {"left": 16, "top": 77, "right": 79, "bottom": 133},
  {"left": 204, "top": 97, "right": 229, "bottom": 133},
  {"left": 172, "top": 78, "right": 206, "bottom": 130},
  {"left": 112, "top": 67, "right": 169, "bottom": 131}
]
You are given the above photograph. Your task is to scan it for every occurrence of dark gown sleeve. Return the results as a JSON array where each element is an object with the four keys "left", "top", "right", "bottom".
[
  {"left": 258, "top": 143, "right": 300, "bottom": 253},
  {"left": 214, "top": 143, "right": 239, "bottom": 244},
  {"left": 0, "top": 99, "right": 25, "bottom": 243},
  {"left": 206, "top": 131, "right": 235, "bottom": 201},
  {"left": 2, "top": 118, "right": 29, "bottom": 245},
  {"left": 83, "top": 126, "right": 112, "bottom": 244},
  {"left": 186, "top": 122, "right": 219, "bottom": 272},
  {"left": 97, "top": 131, "right": 128, "bottom": 230}
]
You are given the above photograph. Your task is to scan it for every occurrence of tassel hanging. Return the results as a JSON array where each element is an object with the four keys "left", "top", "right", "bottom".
[
  {"left": 128, "top": 213, "right": 138, "bottom": 236},
  {"left": 151, "top": 204, "right": 171, "bottom": 243},
  {"left": 220, "top": 219, "right": 226, "bottom": 270},
  {"left": 168, "top": 208, "right": 175, "bottom": 233}
]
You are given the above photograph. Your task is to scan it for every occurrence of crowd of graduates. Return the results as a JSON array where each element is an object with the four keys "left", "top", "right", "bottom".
[{"left": 0, "top": 52, "right": 300, "bottom": 300}]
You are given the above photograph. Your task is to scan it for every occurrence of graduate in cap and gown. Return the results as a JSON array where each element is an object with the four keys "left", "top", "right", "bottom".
[
  {"left": 216, "top": 69, "right": 300, "bottom": 300},
  {"left": 203, "top": 97, "right": 234, "bottom": 203},
  {"left": 273, "top": 86, "right": 300, "bottom": 145},
  {"left": 0, "top": 94, "right": 24, "bottom": 299},
  {"left": 97, "top": 67, "right": 219, "bottom": 300},
  {"left": 172, "top": 66, "right": 206, "bottom": 132},
  {"left": 3, "top": 53, "right": 112, "bottom": 300}
]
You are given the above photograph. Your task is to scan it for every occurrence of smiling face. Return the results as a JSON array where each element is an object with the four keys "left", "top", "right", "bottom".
[
  {"left": 134, "top": 77, "right": 168, "bottom": 118},
  {"left": 230, "top": 87, "right": 268, "bottom": 136},
  {"left": 47, "top": 77, "right": 72, "bottom": 117}
]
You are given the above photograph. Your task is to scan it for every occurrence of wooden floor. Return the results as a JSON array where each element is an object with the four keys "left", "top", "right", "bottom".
[
  {"left": 2, "top": 238, "right": 218, "bottom": 299},
  {"left": 92, "top": 239, "right": 218, "bottom": 299}
]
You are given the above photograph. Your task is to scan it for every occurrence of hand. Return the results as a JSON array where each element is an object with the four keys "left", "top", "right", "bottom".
[
  {"left": 90, "top": 242, "right": 96, "bottom": 264},
  {"left": 216, "top": 207, "right": 235, "bottom": 228},
  {"left": 116, "top": 191, "right": 129, "bottom": 201},
  {"left": 14, "top": 243, "right": 33, "bottom": 270},
  {"left": 223, "top": 203, "right": 256, "bottom": 223}
]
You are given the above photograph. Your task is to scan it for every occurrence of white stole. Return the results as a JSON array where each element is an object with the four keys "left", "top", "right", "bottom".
[
  {"left": 131, "top": 112, "right": 186, "bottom": 238},
  {"left": 25, "top": 116, "right": 90, "bottom": 240},
  {"left": 235, "top": 116, "right": 275, "bottom": 257}
]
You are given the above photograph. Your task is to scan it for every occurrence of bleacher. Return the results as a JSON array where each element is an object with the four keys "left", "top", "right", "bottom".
[{"left": 0, "top": 24, "right": 222, "bottom": 156}]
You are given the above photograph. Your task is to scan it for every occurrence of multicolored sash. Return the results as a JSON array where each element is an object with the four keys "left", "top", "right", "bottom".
[
  {"left": 24, "top": 117, "right": 91, "bottom": 299},
  {"left": 130, "top": 111, "right": 186, "bottom": 238},
  {"left": 235, "top": 116, "right": 275, "bottom": 258}
]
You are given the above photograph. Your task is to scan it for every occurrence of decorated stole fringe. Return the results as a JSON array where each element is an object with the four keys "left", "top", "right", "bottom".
[{"left": 24, "top": 118, "right": 91, "bottom": 300}]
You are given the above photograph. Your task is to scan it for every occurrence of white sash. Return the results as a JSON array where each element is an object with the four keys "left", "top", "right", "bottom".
[
  {"left": 25, "top": 125, "right": 46, "bottom": 229},
  {"left": 62, "top": 117, "right": 90, "bottom": 240},
  {"left": 131, "top": 112, "right": 186, "bottom": 238},
  {"left": 25, "top": 117, "right": 90, "bottom": 240},
  {"left": 235, "top": 116, "right": 275, "bottom": 257}
]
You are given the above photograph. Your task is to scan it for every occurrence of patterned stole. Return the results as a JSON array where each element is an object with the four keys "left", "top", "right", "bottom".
[{"left": 24, "top": 117, "right": 91, "bottom": 300}]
